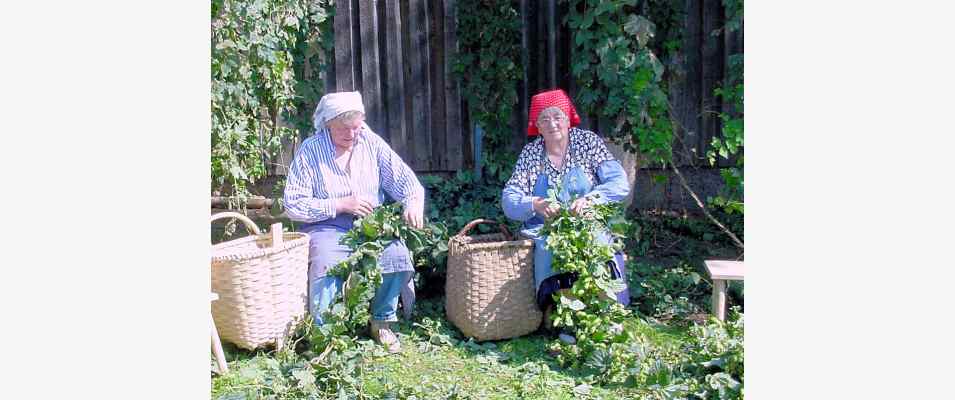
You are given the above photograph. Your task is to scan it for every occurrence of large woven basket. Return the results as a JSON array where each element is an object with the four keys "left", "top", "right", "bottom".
[
  {"left": 445, "top": 219, "right": 540, "bottom": 341},
  {"left": 211, "top": 212, "right": 310, "bottom": 350}
]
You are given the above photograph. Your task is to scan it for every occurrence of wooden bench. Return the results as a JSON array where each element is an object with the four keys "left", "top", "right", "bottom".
[{"left": 704, "top": 260, "right": 744, "bottom": 321}]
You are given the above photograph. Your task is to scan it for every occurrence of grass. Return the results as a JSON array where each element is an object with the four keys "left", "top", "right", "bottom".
[{"left": 212, "top": 295, "right": 693, "bottom": 400}]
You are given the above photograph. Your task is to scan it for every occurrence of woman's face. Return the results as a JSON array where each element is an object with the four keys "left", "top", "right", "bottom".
[
  {"left": 536, "top": 107, "right": 569, "bottom": 143},
  {"left": 328, "top": 114, "right": 365, "bottom": 151}
]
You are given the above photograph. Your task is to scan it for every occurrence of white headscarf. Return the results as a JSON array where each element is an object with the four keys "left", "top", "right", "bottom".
[{"left": 312, "top": 91, "right": 366, "bottom": 131}]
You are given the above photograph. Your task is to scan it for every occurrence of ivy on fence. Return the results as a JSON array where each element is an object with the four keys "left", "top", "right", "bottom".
[
  {"left": 211, "top": 0, "right": 332, "bottom": 203},
  {"left": 567, "top": 0, "right": 674, "bottom": 166},
  {"left": 454, "top": 0, "right": 525, "bottom": 184},
  {"left": 707, "top": 0, "right": 744, "bottom": 215}
]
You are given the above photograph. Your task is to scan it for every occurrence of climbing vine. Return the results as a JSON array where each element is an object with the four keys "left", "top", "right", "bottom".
[
  {"left": 567, "top": 0, "right": 744, "bottom": 248},
  {"left": 566, "top": 0, "right": 674, "bottom": 165},
  {"left": 707, "top": 0, "right": 744, "bottom": 214},
  {"left": 454, "top": 0, "right": 525, "bottom": 184},
  {"left": 211, "top": 0, "right": 333, "bottom": 203},
  {"left": 286, "top": 0, "right": 336, "bottom": 140}
]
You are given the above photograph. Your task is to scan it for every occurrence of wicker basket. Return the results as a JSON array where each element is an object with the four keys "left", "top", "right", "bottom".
[
  {"left": 211, "top": 212, "right": 310, "bottom": 350},
  {"left": 445, "top": 219, "right": 540, "bottom": 341}
]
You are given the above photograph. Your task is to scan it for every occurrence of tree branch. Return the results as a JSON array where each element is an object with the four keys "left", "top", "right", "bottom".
[{"left": 669, "top": 163, "right": 744, "bottom": 250}]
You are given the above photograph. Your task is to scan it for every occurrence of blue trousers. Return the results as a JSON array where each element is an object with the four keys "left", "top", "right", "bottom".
[{"left": 310, "top": 271, "right": 412, "bottom": 325}]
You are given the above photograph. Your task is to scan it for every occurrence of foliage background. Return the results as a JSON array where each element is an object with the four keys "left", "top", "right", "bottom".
[{"left": 211, "top": 0, "right": 332, "bottom": 203}]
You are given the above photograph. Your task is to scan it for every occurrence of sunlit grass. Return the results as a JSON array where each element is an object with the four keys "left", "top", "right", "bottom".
[{"left": 212, "top": 296, "right": 695, "bottom": 400}]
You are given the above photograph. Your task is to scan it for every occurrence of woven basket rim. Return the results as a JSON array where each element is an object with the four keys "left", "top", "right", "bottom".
[
  {"left": 211, "top": 232, "right": 310, "bottom": 262},
  {"left": 450, "top": 234, "right": 533, "bottom": 249}
]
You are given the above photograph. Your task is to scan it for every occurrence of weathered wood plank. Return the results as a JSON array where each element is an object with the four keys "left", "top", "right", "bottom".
[
  {"left": 680, "top": 0, "right": 703, "bottom": 167},
  {"left": 334, "top": 0, "right": 356, "bottom": 91},
  {"left": 358, "top": 0, "right": 384, "bottom": 137},
  {"left": 516, "top": 0, "right": 530, "bottom": 150},
  {"left": 534, "top": 0, "right": 546, "bottom": 93},
  {"left": 408, "top": 0, "right": 432, "bottom": 170},
  {"left": 565, "top": 3, "right": 588, "bottom": 131},
  {"left": 704, "top": 260, "right": 745, "bottom": 281},
  {"left": 443, "top": 0, "right": 463, "bottom": 171},
  {"left": 383, "top": 0, "right": 408, "bottom": 159},
  {"left": 545, "top": 0, "right": 557, "bottom": 88},
  {"left": 556, "top": 0, "right": 571, "bottom": 91},
  {"left": 719, "top": 4, "right": 743, "bottom": 169},
  {"left": 429, "top": 0, "right": 448, "bottom": 171},
  {"left": 701, "top": 0, "right": 725, "bottom": 164}
]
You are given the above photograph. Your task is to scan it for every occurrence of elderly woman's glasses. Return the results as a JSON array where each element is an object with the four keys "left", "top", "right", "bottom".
[{"left": 536, "top": 116, "right": 565, "bottom": 126}]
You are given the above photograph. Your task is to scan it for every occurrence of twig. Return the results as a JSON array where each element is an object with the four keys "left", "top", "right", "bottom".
[
  {"left": 660, "top": 236, "right": 684, "bottom": 255},
  {"left": 310, "top": 343, "right": 336, "bottom": 365},
  {"left": 669, "top": 163, "right": 744, "bottom": 250}
]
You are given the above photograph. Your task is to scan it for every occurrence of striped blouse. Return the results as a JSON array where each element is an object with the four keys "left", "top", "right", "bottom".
[{"left": 284, "top": 124, "right": 424, "bottom": 223}]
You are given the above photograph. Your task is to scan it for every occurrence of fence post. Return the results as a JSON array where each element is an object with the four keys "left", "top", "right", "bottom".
[{"left": 473, "top": 123, "right": 483, "bottom": 180}]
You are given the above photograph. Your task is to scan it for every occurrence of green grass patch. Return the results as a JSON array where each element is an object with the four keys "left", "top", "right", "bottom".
[{"left": 212, "top": 297, "right": 697, "bottom": 400}]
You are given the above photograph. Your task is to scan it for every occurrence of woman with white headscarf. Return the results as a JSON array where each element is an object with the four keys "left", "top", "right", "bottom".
[{"left": 284, "top": 91, "right": 424, "bottom": 353}]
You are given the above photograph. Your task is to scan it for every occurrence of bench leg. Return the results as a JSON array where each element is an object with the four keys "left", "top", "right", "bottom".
[
  {"left": 711, "top": 279, "right": 727, "bottom": 321},
  {"left": 211, "top": 314, "right": 229, "bottom": 373}
]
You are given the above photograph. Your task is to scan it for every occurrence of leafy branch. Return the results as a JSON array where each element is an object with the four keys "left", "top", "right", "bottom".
[
  {"left": 211, "top": 0, "right": 333, "bottom": 204},
  {"left": 541, "top": 187, "right": 633, "bottom": 369},
  {"left": 566, "top": 0, "right": 743, "bottom": 248},
  {"left": 311, "top": 203, "right": 448, "bottom": 352}
]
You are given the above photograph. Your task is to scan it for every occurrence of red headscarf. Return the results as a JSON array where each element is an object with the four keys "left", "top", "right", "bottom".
[{"left": 526, "top": 89, "right": 581, "bottom": 137}]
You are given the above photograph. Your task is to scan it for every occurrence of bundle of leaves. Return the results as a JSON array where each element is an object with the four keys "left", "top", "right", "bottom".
[
  {"left": 310, "top": 203, "right": 448, "bottom": 353},
  {"left": 542, "top": 191, "right": 635, "bottom": 366}
]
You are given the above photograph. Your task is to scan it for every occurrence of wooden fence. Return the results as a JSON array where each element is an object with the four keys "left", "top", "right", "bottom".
[{"left": 317, "top": 0, "right": 741, "bottom": 173}]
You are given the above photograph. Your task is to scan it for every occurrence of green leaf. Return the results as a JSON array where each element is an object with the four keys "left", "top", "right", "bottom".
[
  {"left": 215, "top": 40, "right": 236, "bottom": 50},
  {"left": 573, "top": 383, "right": 592, "bottom": 395},
  {"left": 560, "top": 295, "right": 586, "bottom": 311},
  {"left": 623, "top": 15, "right": 655, "bottom": 47}
]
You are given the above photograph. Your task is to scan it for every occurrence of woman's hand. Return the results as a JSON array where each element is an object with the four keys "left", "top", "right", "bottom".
[
  {"left": 402, "top": 199, "right": 424, "bottom": 229},
  {"left": 336, "top": 195, "right": 374, "bottom": 218},
  {"left": 532, "top": 197, "right": 561, "bottom": 219},
  {"left": 570, "top": 196, "right": 592, "bottom": 216}
]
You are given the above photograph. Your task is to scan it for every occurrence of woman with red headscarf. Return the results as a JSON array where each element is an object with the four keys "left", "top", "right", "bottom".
[{"left": 501, "top": 89, "right": 631, "bottom": 339}]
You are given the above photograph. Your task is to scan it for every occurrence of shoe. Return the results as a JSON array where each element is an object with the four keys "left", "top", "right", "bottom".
[
  {"left": 369, "top": 320, "right": 401, "bottom": 353},
  {"left": 558, "top": 332, "right": 577, "bottom": 345}
]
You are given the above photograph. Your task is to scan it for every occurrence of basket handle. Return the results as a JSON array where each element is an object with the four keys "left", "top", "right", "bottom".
[
  {"left": 210, "top": 212, "right": 262, "bottom": 243},
  {"left": 455, "top": 219, "right": 513, "bottom": 241}
]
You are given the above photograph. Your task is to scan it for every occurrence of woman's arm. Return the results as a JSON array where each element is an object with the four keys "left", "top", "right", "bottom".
[
  {"left": 502, "top": 142, "right": 553, "bottom": 221},
  {"left": 502, "top": 184, "right": 537, "bottom": 222},
  {"left": 371, "top": 127, "right": 425, "bottom": 227},
  {"left": 375, "top": 134, "right": 425, "bottom": 208},
  {"left": 585, "top": 160, "right": 630, "bottom": 204}
]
